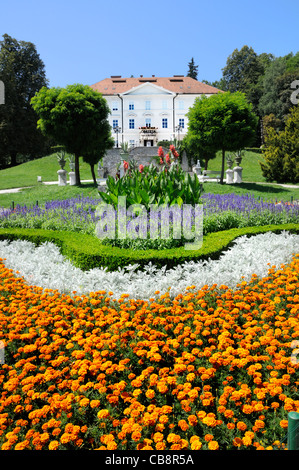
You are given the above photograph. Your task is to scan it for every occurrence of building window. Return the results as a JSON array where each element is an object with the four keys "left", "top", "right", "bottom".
[
  {"left": 145, "top": 118, "right": 151, "bottom": 128},
  {"left": 129, "top": 102, "right": 134, "bottom": 110},
  {"left": 113, "top": 119, "right": 119, "bottom": 128},
  {"left": 112, "top": 101, "right": 118, "bottom": 111},
  {"left": 129, "top": 140, "right": 135, "bottom": 147},
  {"left": 179, "top": 118, "right": 185, "bottom": 129},
  {"left": 162, "top": 118, "right": 168, "bottom": 128},
  {"left": 145, "top": 100, "right": 151, "bottom": 110},
  {"left": 129, "top": 119, "right": 135, "bottom": 129}
]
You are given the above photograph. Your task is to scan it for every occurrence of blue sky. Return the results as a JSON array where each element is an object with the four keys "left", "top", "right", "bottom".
[{"left": 1, "top": 0, "right": 298, "bottom": 88}]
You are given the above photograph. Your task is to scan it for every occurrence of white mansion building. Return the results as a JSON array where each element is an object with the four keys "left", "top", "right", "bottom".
[{"left": 91, "top": 75, "right": 220, "bottom": 148}]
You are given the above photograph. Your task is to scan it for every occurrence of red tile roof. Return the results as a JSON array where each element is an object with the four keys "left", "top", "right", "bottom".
[{"left": 90, "top": 76, "right": 221, "bottom": 95}]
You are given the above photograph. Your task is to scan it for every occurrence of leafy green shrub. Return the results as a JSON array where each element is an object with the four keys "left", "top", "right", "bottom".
[
  {"left": 0, "top": 224, "right": 298, "bottom": 273},
  {"left": 260, "top": 106, "right": 299, "bottom": 183}
]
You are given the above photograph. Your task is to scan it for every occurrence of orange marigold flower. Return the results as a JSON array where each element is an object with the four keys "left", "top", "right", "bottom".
[
  {"left": 227, "top": 423, "right": 235, "bottom": 430},
  {"left": 208, "top": 440, "right": 219, "bottom": 450},
  {"left": 237, "top": 421, "right": 247, "bottom": 431},
  {"left": 97, "top": 409, "right": 110, "bottom": 420},
  {"left": 49, "top": 440, "right": 60, "bottom": 450},
  {"left": 233, "top": 437, "right": 243, "bottom": 447},
  {"left": 146, "top": 389, "right": 155, "bottom": 399},
  {"left": 90, "top": 400, "right": 100, "bottom": 408},
  {"left": 178, "top": 420, "right": 189, "bottom": 431},
  {"left": 156, "top": 441, "right": 166, "bottom": 450},
  {"left": 191, "top": 440, "right": 202, "bottom": 450},
  {"left": 167, "top": 433, "right": 181, "bottom": 443},
  {"left": 254, "top": 419, "right": 265, "bottom": 429},
  {"left": 131, "top": 431, "right": 142, "bottom": 441},
  {"left": 188, "top": 415, "right": 198, "bottom": 426},
  {"left": 280, "top": 420, "right": 288, "bottom": 429},
  {"left": 153, "top": 432, "right": 164, "bottom": 443},
  {"left": 242, "top": 436, "right": 252, "bottom": 446}
]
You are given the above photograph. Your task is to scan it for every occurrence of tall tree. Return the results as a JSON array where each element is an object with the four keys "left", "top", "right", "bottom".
[
  {"left": 258, "top": 56, "right": 287, "bottom": 121},
  {"left": 259, "top": 55, "right": 299, "bottom": 124},
  {"left": 221, "top": 45, "right": 268, "bottom": 114},
  {"left": 0, "top": 34, "right": 51, "bottom": 168},
  {"left": 186, "top": 92, "right": 258, "bottom": 184},
  {"left": 31, "top": 83, "right": 112, "bottom": 185},
  {"left": 187, "top": 57, "right": 198, "bottom": 80}
]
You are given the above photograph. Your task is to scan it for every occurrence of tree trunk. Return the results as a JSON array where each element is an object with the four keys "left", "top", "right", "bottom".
[
  {"left": 90, "top": 164, "right": 97, "bottom": 186},
  {"left": 75, "top": 153, "right": 81, "bottom": 185},
  {"left": 220, "top": 148, "right": 225, "bottom": 184},
  {"left": 10, "top": 152, "right": 17, "bottom": 167},
  {"left": 204, "top": 158, "right": 208, "bottom": 170}
]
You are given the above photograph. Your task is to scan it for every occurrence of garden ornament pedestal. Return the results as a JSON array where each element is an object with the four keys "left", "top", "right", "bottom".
[
  {"left": 69, "top": 171, "right": 76, "bottom": 186},
  {"left": 226, "top": 168, "right": 234, "bottom": 184},
  {"left": 193, "top": 160, "right": 202, "bottom": 177},
  {"left": 98, "top": 168, "right": 104, "bottom": 178},
  {"left": 233, "top": 166, "right": 243, "bottom": 183},
  {"left": 57, "top": 169, "right": 67, "bottom": 186}
]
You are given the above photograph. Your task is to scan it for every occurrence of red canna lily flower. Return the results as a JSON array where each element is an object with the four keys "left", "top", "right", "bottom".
[
  {"left": 139, "top": 164, "right": 144, "bottom": 173},
  {"left": 123, "top": 161, "right": 129, "bottom": 171},
  {"left": 158, "top": 146, "right": 164, "bottom": 157}
]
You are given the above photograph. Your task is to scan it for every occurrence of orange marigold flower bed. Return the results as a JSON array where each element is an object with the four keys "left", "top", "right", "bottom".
[{"left": 0, "top": 255, "right": 299, "bottom": 450}]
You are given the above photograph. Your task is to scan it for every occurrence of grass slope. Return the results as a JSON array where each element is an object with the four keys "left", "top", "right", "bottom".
[{"left": 0, "top": 153, "right": 93, "bottom": 190}]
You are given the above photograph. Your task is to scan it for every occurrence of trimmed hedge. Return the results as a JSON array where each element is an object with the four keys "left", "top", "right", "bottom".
[{"left": 0, "top": 224, "right": 298, "bottom": 272}]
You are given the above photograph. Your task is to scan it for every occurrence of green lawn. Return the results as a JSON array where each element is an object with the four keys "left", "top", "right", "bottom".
[
  {"left": 0, "top": 153, "right": 94, "bottom": 190},
  {"left": 0, "top": 150, "right": 298, "bottom": 209},
  {"left": 0, "top": 149, "right": 267, "bottom": 191},
  {"left": 208, "top": 150, "right": 267, "bottom": 183}
]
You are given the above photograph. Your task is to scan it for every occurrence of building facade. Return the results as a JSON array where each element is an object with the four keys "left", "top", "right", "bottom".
[{"left": 91, "top": 76, "right": 220, "bottom": 148}]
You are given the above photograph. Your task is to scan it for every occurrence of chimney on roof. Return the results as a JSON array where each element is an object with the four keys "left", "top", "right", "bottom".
[
  {"left": 111, "top": 75, "right": 121, "bottom": 78},
  {"left": 140, "top": 75, "right": 143, "bottom": 77},
  {"left": 152, "top": 75, "right": 155, "bottom": 77}
]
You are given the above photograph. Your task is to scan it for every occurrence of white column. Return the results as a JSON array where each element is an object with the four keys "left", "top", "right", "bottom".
[
  {"left": 233, "top": 166, "right": 243, "bottom": 183},
  {"left": 226, "top": 169, "right": 234, "bottom": 184},
  {"left": 69, "top": 171, "right": 76, "bottom": 186},
  {"left": 57, "top": 169, "right": 67, "bottom": 186}
]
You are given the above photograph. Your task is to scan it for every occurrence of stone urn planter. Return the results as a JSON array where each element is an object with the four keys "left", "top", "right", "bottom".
[
  {"left": 226, "top": 154, "right": 234, "bottom": 169},
  {"left": 68, "top": 155, "right": 75, "bottom": 172},
  {"left": 57, "top": 150, "right": 67, "bottom": 170},
  {"left": 234, "top": 150, "right": 244, "bottom": 167}
]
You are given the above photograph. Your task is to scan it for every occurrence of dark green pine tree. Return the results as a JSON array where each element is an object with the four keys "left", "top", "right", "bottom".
[{"left": 187, "top": 57, "right": 198, "bottom": 80}]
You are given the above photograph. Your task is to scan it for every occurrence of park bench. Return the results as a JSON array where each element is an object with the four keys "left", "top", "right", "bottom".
[{"left": 200, "top": 170, "right": 222, "bottom": 182}]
